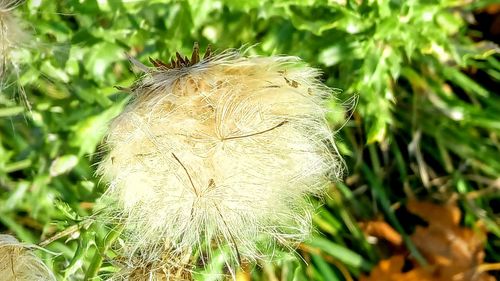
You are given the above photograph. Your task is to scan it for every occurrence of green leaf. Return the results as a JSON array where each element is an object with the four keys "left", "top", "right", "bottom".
[
  {"left": 70, "top": 99, "right": 127, "bottom": 156},
  {"left": 307, "top": 236, "right": 372, "bottom": 271}
]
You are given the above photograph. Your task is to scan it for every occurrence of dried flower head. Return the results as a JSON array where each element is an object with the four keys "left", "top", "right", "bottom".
[
  {"left": 0, "top": 234, "right": 55, "bottom": 281},
  {"left": 97, "top": 43, "right": 343, "bottom": 275},
  {"left": 108, "top": 247, "right": 194, "bottom": 281},
  {"left": 0, "top": 0, "right": 29, "bottom": 77}
]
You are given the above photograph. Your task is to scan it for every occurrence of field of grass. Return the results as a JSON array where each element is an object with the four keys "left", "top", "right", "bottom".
[{"left": 0, "top": 0, "right": 499, "bottom": 280}]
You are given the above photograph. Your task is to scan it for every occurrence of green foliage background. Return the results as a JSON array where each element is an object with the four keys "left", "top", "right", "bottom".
[{"left": 0, "top": 0, "right": 499, "bottom": 280}]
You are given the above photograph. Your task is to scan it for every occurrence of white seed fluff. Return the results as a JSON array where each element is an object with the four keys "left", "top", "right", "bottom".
[
  {"left": 0, "top": 234, "right": 56, "bottom": 281},
  {"left": 97, "top": 47, "right": 343, "bottom": 269},
  {"left": 0, "top": 0, "right": 29, "bottom": 77}
]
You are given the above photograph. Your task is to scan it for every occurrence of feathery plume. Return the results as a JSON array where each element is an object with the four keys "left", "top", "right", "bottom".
[
  {"left": 0, "top": 0, "right": 29, "bottom": 77},
  {"left": 0, "top": 234, "right": 56, "bottom": 281},
  {"left": 97, "top": 43, "right": 343, "bottom": 278}
]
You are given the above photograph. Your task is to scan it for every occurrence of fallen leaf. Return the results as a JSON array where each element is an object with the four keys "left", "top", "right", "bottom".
[
  {"left": 483, "top": 4, "right": 500, "bottom": 14},
  {"left": 408, "top": 200, "right": 493, "bottom": 281},
  {"left": 359, "top": 220, "right": 403, "bottom": 246},
  {"left": 361, "top": 201, "right": 496, "bottom": 281},
  {"left": 407, "top": 200, "right": 461, "bottom": 227},
  {"left": 359, "top": 255, "right": 433, "bottom": 281}
]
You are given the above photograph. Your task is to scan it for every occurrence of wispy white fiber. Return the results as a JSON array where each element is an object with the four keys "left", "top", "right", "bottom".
[
  {"left": 98, "top": 46, "right": 343, "bottom": 278},
  {"left": 0, "top": 0, "right": 29, "bottom": 77}
]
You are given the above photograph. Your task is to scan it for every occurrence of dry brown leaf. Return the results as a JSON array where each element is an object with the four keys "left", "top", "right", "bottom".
[
  {"left": 483, "top": 4, "right": 500, "bottom": 14},
  {"left": 407, "top": 200, "right": 461, "bottom": 227},
  {"left": 361, "top": 201, "right": 496, "bottom": 281},
  {"left": 359, "top": 255, "right": 433, "bottom": 281},
  {"left": 359, "top": 221, "right": 403, "bottom": 246},
  {"left": 408, "top": 200, "right": 494, "bottom": 281}
]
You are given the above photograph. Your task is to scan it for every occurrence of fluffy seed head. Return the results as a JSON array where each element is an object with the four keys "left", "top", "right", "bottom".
[
  {"left": 98, "top": 44, "right": 343, "bottom": 272},
  {"left": 0, "top": 0, "right": 29, "bottom": 77},
  {"left": 109, "top": 259, "right": 192, "bottom": 281},
  {"left": 0, "top": 234, "right": 56, "bottom": 281}
]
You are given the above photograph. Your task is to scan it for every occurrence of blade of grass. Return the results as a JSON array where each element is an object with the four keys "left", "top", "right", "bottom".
[{"left": 360, "top": 164, "right": 427, "bottom": 266}]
